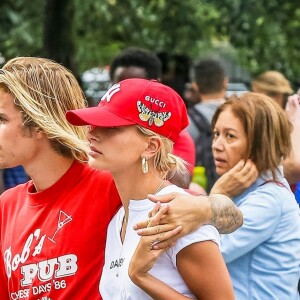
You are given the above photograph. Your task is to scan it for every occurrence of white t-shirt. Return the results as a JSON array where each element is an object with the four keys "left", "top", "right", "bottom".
[{"left": 100, "top": 185, "right": 220, "bottom": 299}]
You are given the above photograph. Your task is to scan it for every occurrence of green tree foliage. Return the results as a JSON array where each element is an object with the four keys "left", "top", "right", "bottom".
[
  {"left": 73, "top": 0, "right": 219, "bottom": 72},
  {"left": 0, "top": 0, "right": 44, "bottom": 59},
  {"left": 210, "top": 0, "right": 300, "bottom": 83},
  {"left": 0, "top": 0, "right": 299, "bottom": 85}
]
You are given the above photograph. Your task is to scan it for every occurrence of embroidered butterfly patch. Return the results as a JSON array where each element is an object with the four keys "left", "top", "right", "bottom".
[{"left": 137, "top": 101, "right": 171, "bottom": 127}]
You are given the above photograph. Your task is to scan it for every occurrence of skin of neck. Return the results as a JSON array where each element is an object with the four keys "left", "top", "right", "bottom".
[
  {"left": 199, "top": 91, "right": 226, "bottom": 102},
  {"left": 194, "top": 78, "right": 227, "bottom": 103},
  {"left": 24, "top": 136, "right": 75, "bottom": 192},
  {"left": 112, "top": 163, "right": 165, "bottom": 220}
]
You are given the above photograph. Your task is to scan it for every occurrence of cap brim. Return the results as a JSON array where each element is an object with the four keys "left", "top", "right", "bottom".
[{"left": 66, "top": 106, "right": 136, "bottom": 127}]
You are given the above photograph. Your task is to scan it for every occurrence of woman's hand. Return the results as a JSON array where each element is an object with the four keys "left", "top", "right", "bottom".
[
  {"left": 210, "top": 159, "right": 258, "bottom": 197},
  {"left": 129, "top": 204, "right": 182, "bottom": 282},
  {"left": 285, "top": 94, "right": 300, "bottom": 124}
]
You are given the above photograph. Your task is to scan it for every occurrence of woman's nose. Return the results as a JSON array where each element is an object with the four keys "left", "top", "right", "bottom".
[
  {"left": 87, "top": 126, "right": 98, "bottom": 141},
  {"left": 212, "top": 136, "right": 224, "bottom": 151}
]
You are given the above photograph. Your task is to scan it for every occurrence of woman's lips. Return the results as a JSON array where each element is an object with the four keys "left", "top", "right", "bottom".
[
  {"left": 89, "top": 145, "right": 102, "bottom": 155},
  {"left": 214, "top": 158, "right": 226, "bottom": 167}
]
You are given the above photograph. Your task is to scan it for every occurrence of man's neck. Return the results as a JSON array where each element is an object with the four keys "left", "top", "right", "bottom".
[
  {"left": 199, "top": 92, "right": 225, "bottom": 102},
  {"left": 27, "top": 156, "right": 75, "bottom": 192}
]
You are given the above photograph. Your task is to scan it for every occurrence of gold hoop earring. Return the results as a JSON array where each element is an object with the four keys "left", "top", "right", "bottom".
[{"left": 142, "top": 157, "right": 149, "bottom": 174}]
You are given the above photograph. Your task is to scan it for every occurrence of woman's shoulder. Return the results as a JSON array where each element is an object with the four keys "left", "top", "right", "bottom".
[
  {"left": 170, "top": 224, "right": 220, "bottom": 257},
  {"left": 236, "top": 176, "right": 296, "bottom": 215},
  {"left": 158, "top": 184, "right": 189, "bottom": 196}
]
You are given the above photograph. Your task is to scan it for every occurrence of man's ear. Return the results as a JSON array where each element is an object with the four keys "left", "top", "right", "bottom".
[{"left": 34, "top": 127, "right": 45, "bottom": 139}]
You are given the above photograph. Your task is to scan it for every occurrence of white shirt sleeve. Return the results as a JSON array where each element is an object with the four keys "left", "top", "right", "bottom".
[{"left": 168, "top": 224, "right": 220, "bottom": 267}]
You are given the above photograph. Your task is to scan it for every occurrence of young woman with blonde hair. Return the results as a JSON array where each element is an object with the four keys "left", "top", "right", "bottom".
[{"left": 67, "top": 78, "right": 234, "bottom": 299}]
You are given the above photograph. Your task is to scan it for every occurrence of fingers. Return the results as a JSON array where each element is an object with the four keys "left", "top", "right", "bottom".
[
  {"left": 240, "top": 160, "right": 258, "bottom": 178},
  {"left": 211, "top": 158, "right": 258, "bottom": 197},
  {"left": 230, "top": 159, "right": 257, "bottom": 177},
  {"left": 147, "top": 192, "right": 179, "bottom": 203},
  {"left": 286, "top": 94, "right": 300, "bottom": 122},
  {"left": 287, "top": 94, "right": 300, "bottom": 106},
  {"left": 150, "top": 235, "right": 178, "bottom": 250},
  {"left": 145, "top": 225, "right": 182, "bottom": 250},
  {"left": 147, "top": 204, "right": 169, "bottom": 227},
  {"left": 246, "top": 160, "right": 259, "bottom": 178},
  {"left": 134, "top": 203, "right": 169, "bottom": 230},
  {"left": 136, "top": 224, "right": 178, "bottom": 236},
  {"left": 148, "top": 201, "right": 161, "bottom": 218},
  {"left": 133, "top": 219, "right": 149, "bottom": 230},
  {"left": 230, "top": 159, "right": 245, "bottom": 172}
]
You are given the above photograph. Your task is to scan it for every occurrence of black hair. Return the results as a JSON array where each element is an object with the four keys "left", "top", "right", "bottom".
[
  {"left": 194, "top": 59, "right": 226, "bottom": 94},
  {"left": 110, "top": 47, "right": 162, "bottom": 80}
]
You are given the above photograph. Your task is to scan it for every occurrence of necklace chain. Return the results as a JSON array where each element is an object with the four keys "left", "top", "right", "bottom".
[
  {"left": 117, "top": 179, "right": 166, "bottom": 278},
  {"left": 153, "top": 179, "right": 165, "bottom": 195},
  {"left": 122, "top": 180, "right": 165, "bottom": 226}
]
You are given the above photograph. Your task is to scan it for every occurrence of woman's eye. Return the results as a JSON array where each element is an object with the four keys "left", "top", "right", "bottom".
[
  {"left": 227, "top": 133, "right": 235, "bottom": 139},
  {"left": 0, "top": 117, "right": 7, "bottom": 124},
  {"left": 212, "top": 131, "right": 219, "bottom": 138}
]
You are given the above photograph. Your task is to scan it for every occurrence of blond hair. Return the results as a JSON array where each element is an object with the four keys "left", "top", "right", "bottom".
[
  {"left": 212, "top": 92, "right": 292, "bottom": 179},
  {"left": 137, "top": 126, "right": 188, "bottom": 179},
  {"left": 0, "top": 57, "right": 88, "bottom": 162}
]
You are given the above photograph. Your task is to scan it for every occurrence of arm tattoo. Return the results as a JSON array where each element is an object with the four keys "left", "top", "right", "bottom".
[{"left": 209, "top": 196, "right": 243, "bottom": 234}]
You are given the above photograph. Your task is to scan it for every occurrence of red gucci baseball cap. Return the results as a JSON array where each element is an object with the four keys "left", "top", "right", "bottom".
[{"left": 66, "top": 78, "right": 189, "bottom": 142}]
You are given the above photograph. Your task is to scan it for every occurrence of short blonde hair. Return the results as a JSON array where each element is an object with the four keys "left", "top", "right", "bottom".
[
  {"left": 0, "top": 57, "right": 88, "bottom": 162},
  {"left": 212, "top": 92, "right": 292, "bottom": 179},
  {"left": 137, "top": 126, "right": 188, "bottom": 178}
]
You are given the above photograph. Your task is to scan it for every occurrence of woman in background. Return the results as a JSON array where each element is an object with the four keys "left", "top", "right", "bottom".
[
  {"left": 148, "top": 93, "right": 300, "bottom": 300},
  {"left": 212, "top": 92, "right": 300, "bottom": 299}
]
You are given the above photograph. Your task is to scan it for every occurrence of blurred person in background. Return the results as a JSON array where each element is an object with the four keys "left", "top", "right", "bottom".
[
  {"left": 251, "top": 70, "right": 293, "bottom": 109},
  {"left": 251, "top": 70, "right": 300, "bottom": 200},
  {"left": 183, "top": 82, "right": 199, "bottom": 109},
  {"left": 212, "top": 92, "right": 300, "bottom": 299},
  {"left": 187, "top": 58, "right": 228, "bottom": 193},
  {"left": 151, "top": 91, "right": 300, "bottom": 299},
  {"left": 285, "top": 92, "right": 300, "bottom": 206}
]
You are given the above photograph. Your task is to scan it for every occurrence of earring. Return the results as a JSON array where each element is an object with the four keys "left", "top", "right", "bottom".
[{"left": 141, "top": 157, "right": 149, "bottom": 174}]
